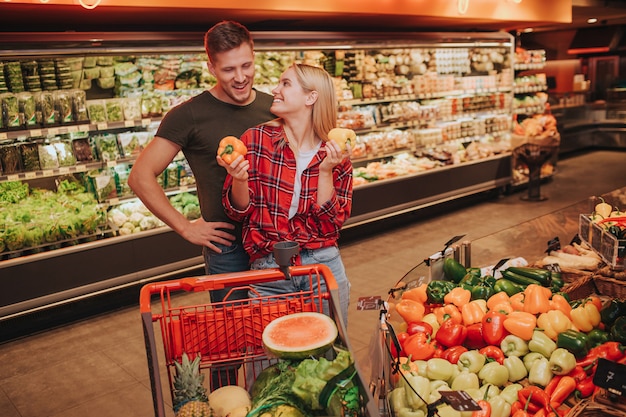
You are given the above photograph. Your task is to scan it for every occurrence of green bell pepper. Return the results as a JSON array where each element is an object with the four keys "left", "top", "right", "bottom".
[
  {"left": 451, "top": 371, "right": 480, "bottom": 391},
  {"left": 601, "top": 299, "right": 626, "bottom": 327},
  {"left": 528, "top": 357, "right": 553, "bottom": 387},
  {"left": 426, "top": 358, "right": 455, "bottom": 381},
  {"left": 457, "top": 350, "right": 486, "bottom": 374},
  {"left": 611, "top": 316, "right": 626, "bottom": 344},
  {"left": 501, "top": 334, "right": 529, "bottom": 357},
  {"left": 488, "top": 395, "right": 511, "bottom": 417},
  {"left": 493, "top": 279, "right": 525, "bottom": 296},
  {"left": 549, "top": 347, "right": 577, "bottom": 375},
  {"left": 400, "top": 373, "right": 430, "bottom": 409},
  {"left": 471, "top": 279, "right": 496, "bottom": 301},
  {"left": 556, "top": 329, "right": 590, "bottom": 358},
  {"left": 587, "top": 328, "right": 610, "bottom": 348},
  {"left": 429, "top": 380, "right": 451, "bottom": 403},
  {"left": 390, "top": 387, "right": 427, "bottom": 417},
  {"left": 503, "top": 356, "right": 527, "bottom": 382},
  {"left": 427, "top": 280, "right": 456, "bottom": 304},
  {"left": 478, "top": 383, "right": 500, "bottom": 399},
  {"left": 528, "top": 330, "right": 557, "bottom": 358},
  {"left": 478, "top": 362, "right": 510, "bottom": 387},
  {"left": 499, "top": 383, "right": 523, "bottom": 405},
  {"left": 459, "top": 273, "right": 481, "bottom": 290},
  {"left": 523, "top": 352, "right": 545, "bottom": 371}
]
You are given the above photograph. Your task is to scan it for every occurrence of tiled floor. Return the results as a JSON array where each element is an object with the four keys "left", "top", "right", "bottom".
[{"left": 1, "top": 149, "right": 625, "bottom": 417}]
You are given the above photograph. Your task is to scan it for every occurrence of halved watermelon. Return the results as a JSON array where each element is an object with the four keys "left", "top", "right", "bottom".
[{"left": 262, "top": 312, "right": 338, "bottom": 360}]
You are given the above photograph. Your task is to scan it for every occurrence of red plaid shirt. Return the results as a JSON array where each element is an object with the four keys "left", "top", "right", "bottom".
[{"left": 222, "top": 123, "right": 353, "bottom": 262}]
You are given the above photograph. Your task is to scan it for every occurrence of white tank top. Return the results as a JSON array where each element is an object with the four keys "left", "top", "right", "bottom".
[{"left": 289, "top": 144, "right": 321, "bottom": 219}]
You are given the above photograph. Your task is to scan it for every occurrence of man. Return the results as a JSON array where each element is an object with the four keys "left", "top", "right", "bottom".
[{"left": 128, "top": 21, "right": 275, "bottom": 302}]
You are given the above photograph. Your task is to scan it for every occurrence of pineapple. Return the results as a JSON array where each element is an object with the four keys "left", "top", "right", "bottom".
[{"left": 173, "top": 352, "right": 212, "bottom": 417}]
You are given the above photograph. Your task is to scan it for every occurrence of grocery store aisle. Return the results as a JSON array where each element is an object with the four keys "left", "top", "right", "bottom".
[{"left": 0, "top": 149, "right": 625, "bottom": 417}]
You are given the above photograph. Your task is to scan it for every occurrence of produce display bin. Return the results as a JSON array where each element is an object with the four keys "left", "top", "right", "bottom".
[
  {"left": 139, "top": 264, "right": 379, "bottom": 417},
  {"left": 579, "top": 214, "right": 626, "bottom": 270}
]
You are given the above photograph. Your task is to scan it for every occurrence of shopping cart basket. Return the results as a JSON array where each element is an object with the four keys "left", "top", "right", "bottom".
[{"left": 140, "top": 264, "right": 379, "bottom": 417}]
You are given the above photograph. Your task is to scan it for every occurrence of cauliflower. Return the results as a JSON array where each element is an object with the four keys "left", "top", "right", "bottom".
[
  {"left": 139, "top": 215, "right": 159, "bottom": 230},
  {"left": 128, "top": 212, "right": 145, "bottom": 226},
  {"left": 108, "top": 208, "right": 128, "bottom": 227}
]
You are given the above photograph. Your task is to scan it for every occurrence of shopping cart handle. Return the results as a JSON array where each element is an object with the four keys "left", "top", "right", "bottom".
[{"left": 139, "top": 264, "right": 338, "bottom": 313}]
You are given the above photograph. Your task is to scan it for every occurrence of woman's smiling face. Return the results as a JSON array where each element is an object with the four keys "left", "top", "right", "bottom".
[{"left": 270, "top": 66, "right": 310, "bottom": 117}]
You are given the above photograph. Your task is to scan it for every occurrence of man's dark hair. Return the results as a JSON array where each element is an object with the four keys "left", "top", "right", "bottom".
[{"left": 204, "top": 21, "right": 254, "bottom": 63}]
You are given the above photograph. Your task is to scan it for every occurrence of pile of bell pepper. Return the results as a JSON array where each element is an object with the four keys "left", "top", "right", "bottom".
[{"left": 388, "top": 261, "right": 626, "bottom": 417}]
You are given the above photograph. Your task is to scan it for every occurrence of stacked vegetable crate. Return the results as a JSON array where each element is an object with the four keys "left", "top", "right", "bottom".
[{"left": 379, "top": 255, "right": 626, "bottom": 417}]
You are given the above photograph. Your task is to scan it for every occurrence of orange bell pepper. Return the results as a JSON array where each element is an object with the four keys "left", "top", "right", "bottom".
[
  {"left": 395, "top": 298, "right": 426, "bottom": 324},
  {"left": 510, "top": 292, "right": 526, "bottom": 311},
  {"left": 549, "top": 293, "right": 572, "bottom": 318},
  {"left": 523, "top": 284, "right": 551, "bottom": 315},
  {"left": 487, "top": 291, "right": 510, "bottom": 310},
  {"left": 537, "top": 309, "right": 573, "bottom": 340},
  {"left": 490, "top": 302, "right": 514, "bottom": 315},
  {"left": 461, "top": 299, "right": 487, "bottom": 326},
  {"left": 434, "top": 304, "right": 463, "bottom": 325},
  {"left": 444, "top": 286, "right": 471, "bottom": 307},
  {"left": 217, "top": 135, "right": 247, "bottom": 164},
  {"left": 503, "top": 311, "right": 537, "bottom": 340},
  {"left": 402, "top": 283, "right": 428, "bottom": 304}
]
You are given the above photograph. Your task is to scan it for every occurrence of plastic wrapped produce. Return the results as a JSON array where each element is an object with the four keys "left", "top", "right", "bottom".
[
  {"left": 94, "top": 133, "right": 121, "bottom": 161},
  {"left": 122, "top": 96, "right": 142, "bottom": 120},
  {"left": 17, "top": 92, "right": 37, "bottom": 127},
  {"left": 87, "top": 168, "right": 119, "bottom": 202},
  {"left": 19, "top": 140, "right": 41, "bottom": 171},
  {"left": 105, "top": 99, "right": 124, "bottom": 122},
  {"left": 5, "top": 61, "right": 25, "bottom": 92},
  {"left": 70, "top": 132, "right": 94, "bottom": 162},
  {"left": 72, "top": 89, "right": 88, "bottom": 121},
  {"left": 1, "top": 93, "right": 20, "bottom": 128},
  {"left": 86, "top": 99, "right": 107, "bottom": 123},
  {"left": 53, "top": 139, "right": 76, "bottom": 167},
  {"left": 35, "top": 91, "right": 56, "bottom": 125},
  {"left": 38, "top": 141, "right": 60, "bottom": 169},
  {"left": 54, "top": 90, "right": 73, "bottom": 123},
  {"left": 0, "top": 140, "right": 23, "bottom": 174}
]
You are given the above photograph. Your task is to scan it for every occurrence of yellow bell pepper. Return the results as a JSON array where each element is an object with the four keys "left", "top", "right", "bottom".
[
  {"left": 523, "top": 284, "right": 551, "bottom": 315},
  {"left": 570, "top": 302, "right": 601, "bottom": 332},
  {"left": 536, "top": 310, "right": 572, "bottom": 340},
  {"left": 503, "top": 311, "right": 537, "bottom": 340},
  {"left": 444, "top": 286, "right": 471, "bottom": 308}
]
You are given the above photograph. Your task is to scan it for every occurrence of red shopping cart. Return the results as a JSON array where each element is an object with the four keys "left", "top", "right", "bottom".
[{"left": 139, "top": 264, "right": 379, "bottom": 417}]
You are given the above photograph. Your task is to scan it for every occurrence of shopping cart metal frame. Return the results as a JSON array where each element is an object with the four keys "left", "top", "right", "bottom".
[{"left": 139, "top": 264, "right": 379, "bottom": 417}]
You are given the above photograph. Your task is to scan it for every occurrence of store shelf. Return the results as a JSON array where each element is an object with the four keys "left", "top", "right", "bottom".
[{"left": 0, "top": 30, "right": 518, "bottom": 319}]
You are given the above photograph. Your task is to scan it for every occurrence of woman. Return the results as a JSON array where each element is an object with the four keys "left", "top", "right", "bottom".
[{"left": 218, "top": 63, "right": 352, "bottom": 325}]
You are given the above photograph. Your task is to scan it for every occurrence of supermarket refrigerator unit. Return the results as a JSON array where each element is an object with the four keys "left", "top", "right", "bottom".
[{"left": 0, "top": 30, "right": 516, "bottom": 326}]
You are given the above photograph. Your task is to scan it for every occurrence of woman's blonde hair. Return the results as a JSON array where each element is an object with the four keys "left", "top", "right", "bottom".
[{"left": 290, "top": 63, "right": 337, "bottom": 142}]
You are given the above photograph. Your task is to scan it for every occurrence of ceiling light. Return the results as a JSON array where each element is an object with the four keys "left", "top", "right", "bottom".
[{"left": 587, "top": 18, "right": 598, "bottom": 24}]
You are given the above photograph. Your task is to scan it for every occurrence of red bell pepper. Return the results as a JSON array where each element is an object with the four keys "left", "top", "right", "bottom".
[
  {"left": 576, "top": 341, "right": 626, "bottom": 368},
  {"left": 482, "top": 311, "right": 509, "bottom": 346},
  {"left": 471, "top": 400, "right": 491, "bottom": 417},
  {"left": 406, "top": 321, "right": 433, "bottom": 336},
  {"left": 403, "top": 332, "right": 437, "bottom": 361},
  {"left": 479, "top": 345, "right": 505, "bottom": 364},
  {"left": 575, "top": 376, "right": 596, "bottom": 399},
  {"left": 544, "top": 375, "right": 563, "bottom": 398},
  {"left": 465, "top": 322, "right": 488, "bottom": 349},
  {"left": 566, "top": 365, "right": 588, "bottom": 384},
  {"left": 442, "top": 345, "right": 468, "bottom": 364},
  {"left": 518, "top": 386, "right": 550, "bottom": 414},
  {"left": 436, "top": 317, "right": 467, "bottom": 347}
]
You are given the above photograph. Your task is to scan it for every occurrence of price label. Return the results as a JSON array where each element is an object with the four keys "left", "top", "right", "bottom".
[
  {"left": 141, "top": 118, "right": 151, "bottom": 126},
  {"left": 59, "top": 167, "right": 70, "bottom": 174},
  {"left": 96, "top": 123, "right": 108, "bottom": 130},
  {"left": 75, "top": 165, "right": 87, "bottom": 172},
  {"left": 593, "top": 358, "right": 626, "bottom": 395},
  {"left": 7, "top": 174, "right": 19, "bottom": 181},
  {"left": 79, "top": 124, "right": 90, "bottom": 131},
  {"left": 67, "top": 125, "right": 78, "bottom": 133},
  {"left": 438, "top": 391, "right": 482, "bottom": 412},
  {"left": 43, "top": 170, "right": 53, "bottom": 177},
  {"left": 48, "top": 128, "right": 59, "bottom": 135},
  {"left": 30, "top": 129, "right": 43, "bottom": 137},
  {"left": 0, "top": 132, "right": 7, "bottom": 140},
  {"left": 25, "top": 172, "right": 37, "bottom": 179},
  {"left": 106, "top": 161, "right": 117, "bottom": 168},
  {"left": 124, "top": 120, "right": 135, "bottom": 128}
]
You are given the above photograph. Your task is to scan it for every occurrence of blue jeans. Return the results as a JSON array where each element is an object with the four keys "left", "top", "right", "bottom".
[
  {"left": 250, "top": 245, "right": 350, "bottom": 327},
  {"left": 203, "top": 242, "right": 250, "bottom": 303}
]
